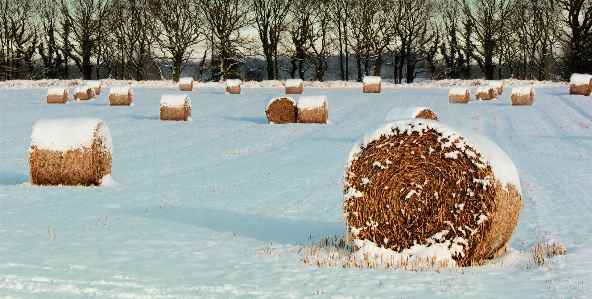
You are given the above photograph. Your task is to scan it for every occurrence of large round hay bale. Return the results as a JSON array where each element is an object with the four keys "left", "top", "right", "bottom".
[
  {"left": 160, "top": 94, "right": 191, "bottom": 121},
  {"left": 449, "top": 86, "right": 470, "bottom": 104},
  {"left": 285, "top": 79, "right": 303, "bottom": 94},
  {"left": 487, "top": 80, "right": 503, "bottom": 95},
  {"left": 109, "top": 85, "right": 133, "bottom": 106},
  {"left": 569, "top": 73, "right": 592, "bottom": 96},
  {"left": 29, "top": 118, "right": 112, "bottom": 186},
  {"left": 297, "top": 95, "right": 328, "bottom": 124},
  {"left": 266, "top": 96, "right": 297, "bottom": 124},
  {"left": 475, "top": 85, "right": 497, "bottom": 100},
  {"left": 73, "top": 85, "right": 96, "bottom": 101},
  {"left": 46, "top": 86, "right": 68, "bottom": 104},
  {"left": 226, "top": 79, "right": 242, "bottom": 94},
  {"left": 511, "top": 85, "right": 535, "bottom": 106},
  {"left": 179, "top": 77, "right": 194, "bottom": 91},
  {"left": 384, "top": 107, "right": 438, "bottom": 121},
  {"left": 363, "top": 76, "right": 381, "bottom": 93},
  {"left": 86, "top": 80, "right": 101, "bottom": 95},
  {"left": 343, "top": 119, "right": 522, "bottom": 266}
]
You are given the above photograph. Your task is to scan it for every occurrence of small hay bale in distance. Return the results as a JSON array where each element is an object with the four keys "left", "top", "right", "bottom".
[
  {"left": 475, "top": 85, "right": 498, "bottom": 100},
  {"left": 487, "top": 80, "right": 503, "bottom": 95},
  {"left": 511, "top": 85, "right": 535, "bottom": 106},
  {"left": 226, "top": 79, "right": 242, "bottom": 94},
  {"left": 29, "top": 118, "right": 112, "bottom": 186},
  {"left": 285, "top": 79, "right": 303, "bottom": 94},
  {"left": 297, "top": 95, "right": 328, "bottom": 124},
  {"left": 363, "top": 76, "right": 381, "bottom": 93},
  {"left": 449, "top": 86, "right": 470, "bottom": 104},
  {"left": 46, "top": 86, "right": 68, "bottom": 104},
  {"left": 73, "top": 85, "right": 96, "bottom": 101},
  {"left": 109, "top": 85, "right": 133, "bottom": 106},
  {"left": 160, "top": 94, "right": 191, "bottom": 121},
  {"left": 343, "top": 119, "right": 522, "bottom": 266},
  {"left": 384, "top": 107, "right": 439, "bottom": 121},
  {"left": 266, "top": 96, "right": 297, "bottom": 124},
  {"left": 86, "top": 80, "right": 101, "bottom": 95},
  {"left": 569, "top": 73, "right": 592, "bottom": 96},
  {"left": 179, "top": 77, "right": 194, "bottom": 91}
]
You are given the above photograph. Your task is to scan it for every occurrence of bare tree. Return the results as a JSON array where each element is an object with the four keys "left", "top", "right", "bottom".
[
  {"left": 37, "top": 0, "right": 65, "bottom": 79},
  {"left": 306, "top": 0, "right": 334, "bottom": 81},
  {"left": 281, "top": 0, "right": 313, "bottom": 79},
  {"left": 329, "top": 0, "right": 354, "bottom": 81},
  {"left": 439, "top": 0, "right": 469, "bottom": 79},
  {"left": 253, "top": 0, "right": 292, "bottom": 80},
  {"left": 0, "top": 0, "right": 37, "bottom": 79},
  {"left": 557, "top": 0, "right": 592, "bottom": 76}
]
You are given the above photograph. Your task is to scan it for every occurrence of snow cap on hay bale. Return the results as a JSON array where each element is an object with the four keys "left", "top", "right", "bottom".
[
  {"left": 109, "top": 85, "right": 133, "bottom": 106},
  {"left": 384, "top": 107, "right": 439, "bottom": 121},
  {"left": 46, "top": 86, "right": 68, "bottom": 104},
  {"left": 73, "top": 85, "right": 96, "bottom": 101},
  {"left": 363, "top": 76, "right": 381, "bottom": 93},
  {"left": 569, "top": 73, "right": 592, "bottom": 96},
  {"left": 449, "top": 86, "right": 470, "bottom": 104},
  {"left": 511, "top": 85, "right": 535, "bottom": 106},
  {"left": 285, "top": 79, "right": 303, "bottom": 94},
  {"left": 266, "top": 96, "right": 297, "bottom": 124},
  {"left": 487, "top": 80, "right": 503, "bottom": 95},
  {"left": 179, "top": 77, "right": 194, "bottom": 91},
  {"left": 475, "top": 85, "right": 498, "bottom": 100},
  {"left": 226, "top": 79, "right": 242, "bottom": 94},
  {"left": 297, "top": 95, "right": 328, "bottom": 124},
  {"left": 343, "top": 119, "right": 522, "bottom": 266},
  {"left": 160, "top": 94, "right": 191, "bottom": 121},
  {"left": 29, "top": 118, "right": 112, "bottom": 186},
  {"left": 86, "top": 80, "right": 101, "bottom": 95}
]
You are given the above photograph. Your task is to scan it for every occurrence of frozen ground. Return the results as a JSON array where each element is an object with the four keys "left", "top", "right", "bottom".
[{"left": 0, "top": 80, "right": 591, "bottom": 298}]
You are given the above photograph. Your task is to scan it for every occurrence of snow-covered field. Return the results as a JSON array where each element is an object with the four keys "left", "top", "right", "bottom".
[{"left": 1, "top": 80, "right": 591, "bottom": 298}]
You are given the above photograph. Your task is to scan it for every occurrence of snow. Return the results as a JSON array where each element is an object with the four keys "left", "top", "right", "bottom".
[
  {"left": 160, "top": 94, "right": 190, "bottom": 108},
  {"left": 266, "top": 96, "right": 295, "bottom": 110},
  {"left": 512, "top": 85, "right": 535, "bottom": 95},
  {"left": 476, "top": 85, "right": 495, "bottom": 93},
  {"left": 488, "top": 80, "right": 503, "bottom": 88},
  {"left": 226, "top": 79, "right": 241, "bottom": 87},
  {"left": 30, "top": 118, "right": 112, "bottom": 152},
  {"left": 449, "top": 85, "right": 470, "bottom": 95},
  {"left": 110, "top": 85, "right": 132, "bottom": 95},
  {"left": 297, "top": 95, "right": 327, "bottom": 110},
  {"left": 285, "top": 79, "right": 302, "bottom": 87},
  {"left": 179, "top": 77, "right": 193, "bottom": 85},
  {"left": 363, "top": 76, "right": 381, "bottom": 84},
  {"left": 46, "top": 86, "right": 67, "bottom": 95},
  {"left": 73, "top": 85, "right": 92, "bottom": 94},
  {"left": 85, "top": 80, "right": 101, "bottom": 88},
  {"left": 2, "top": 79, "right": 591, "bottom": 298},
  {"left": 570, "top": 73, "right": 592, "bottom": 85},
  {"left": 384, "top": 106, "right": 433, "bottom": 122}
]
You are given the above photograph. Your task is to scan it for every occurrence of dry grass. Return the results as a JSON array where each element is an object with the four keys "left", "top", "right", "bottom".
[
  {"left": 285, "top": 84, "right": 303, "bottom": 94},
  {"left": 533, "top": 242, "right": 567, "bottom": 266},
  {"left": 109, "top": 89, "right": 133, "bottom": 106},
  {"left": 160, "top": 99, "right": 191, "bottom": 121},
  {"left": 449, "top": 92, "right": 470, "bottom": 104},
  {"left": 363, "top": 83, "right": 381, "bottom": 93},
  {"left": 569, "top": 84, "right": 592, "bottom": 96},
  {"left": 511, "top": 93, "right": 535, "bottom": 106},
  {"left": 226, "top": 86, "right": 241, "bottom": 94},
  {"left": 266, "top": 97, "right": 297, "bottom": 124},
  {"left": 298, "top": 106, "right": 328, "bottom": 124},
  {"left": 179, "top": 79, "right": 193, "bottom": 91},
  {"left": 73, "top": 86, "right": 95, "bottom": 101},
  {"left": 47, "top": 90, "right": 68, "bottom": 104},
  {"left": 416, "top": 108, "right": 439, "bottom": 120},
  {"left": 476, "top": 87, "right": 497, "bottom": 100}
]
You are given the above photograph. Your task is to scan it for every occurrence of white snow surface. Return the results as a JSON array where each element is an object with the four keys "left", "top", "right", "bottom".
[
  {"left": 266, "top": 96, "right": 295, "bottom": 110},
  {"left": 160, "top": 94, "right": 190, "bottom": 108},
  {"left": 297, "top": 95, "right": 327, "bottom": 110},
  {"left": 1, "top": 79, "right": 591, "bottom": 298},
  {"left": 570, "top": 73, "right": 592, "bottom": 85},
  {"left": 363, "top": 76, "right": 381, "bottom": 84},
  {"left": 285, "top": 79, "right": 302, "bottom": 87},
  {"left": 512, "top": 85, "right": 535, "bottom": 95},
  {"left": 73, "top": 85, "right": 92, "bottom": 94},
  {"left": 384, "top": 106, "right": 433, "bottom": 121},
  {"left": 85, "top": 80, "right": 101, "bottom": 88},
  {"left": 449, "top": 85, "right": 470, "bottom": 95},
  {"left": 46, "top": 86, "right": 67, "bottom": 95},
  {"left": 179, "top": 77, "right": 193, "bottom": 85},
  {"left": 488, "top": 80, "right": 503, "bottom": 88},
  {"left": 226, "top": 79, "right": 241, "bottom": 87},
  {"left": 30, "top": 118, "right": 112, "bottom": 152},
  {"left": 476, "top": 85, "right": 495, "bottom": 93},
  {"left": 109, "top": 85, "right": 132, "bottom": 95}
]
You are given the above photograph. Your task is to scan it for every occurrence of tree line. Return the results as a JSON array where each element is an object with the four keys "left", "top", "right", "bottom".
[{"left": 1, "top": 0, "right": 590, "bottom": 82}]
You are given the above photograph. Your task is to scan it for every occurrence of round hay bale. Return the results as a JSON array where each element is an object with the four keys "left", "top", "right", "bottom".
[
  {"left": 160, "top": 94, "right": 191, "bottom": 121},
  {"left": 569, "top": 73, "right": 592, "bottom": 96},
  {"left": 226, "top": 79, "right": 242, "bottom": 94},
  {"left": 449, "top": 86, "right": 470, "bottom": 104},
  {"left": 475, "top": 85, "right": 497, "bottom": 100},
  {"left": 29, "top": 118, "right": 112, "bottom": 186},
  {"left": 86, "top": 80, "right": 101, "bottom": 95},
  {"left": 179, "top": 77, "right": 194, "bottom": 91},
  {"left": 73, "top": 85, "right": 96, "bottom": 101},
  {"left": 46, "top": 86, "right": 68, "bottom": 104},
  {"left": 266, "top": 96, "right": 297, "bottom": 124},
  {"left": 511, "top": 85, "right": 535, "bottom": 106},
  {"left": 363, "top": 76, "right": 381, "bottom": 93},
  {"left": 297, "top": 95, "right": 328, "bottom": 124},
  {"left": 343, "top": 119, "right": 522, "bottom": 266},
  {"left": 285, "top": 79, "right": 303, "bottom": 94},
  {"left": 384, "top": 107, "right": 438, "bottom": 121},
  {"left": 487, "top": 80, "right": 503, "bottom": 95},
  {"left": 109, "top": 85, "right": 133, "bottom": 106}
]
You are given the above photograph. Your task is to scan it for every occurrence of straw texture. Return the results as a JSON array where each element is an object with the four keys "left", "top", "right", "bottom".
[{"left": 266, "top": 97, "right": 297, "bottom": 124}]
